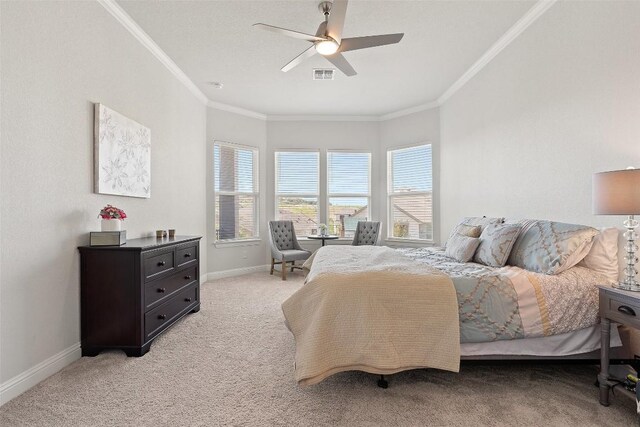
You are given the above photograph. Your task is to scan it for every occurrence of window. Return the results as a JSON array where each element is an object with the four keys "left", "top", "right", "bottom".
[
  {"left": 275, "top": 151, "right": 319, "bottom": 236},
  {"left": 327, "top": 151, "right": 371, "bottom": 238},
  {"left": 214, "top": 142, "right": 259, "bottom": 241},
  {"left": 387, "top": 144, "right": 433, "bottom": 241}
]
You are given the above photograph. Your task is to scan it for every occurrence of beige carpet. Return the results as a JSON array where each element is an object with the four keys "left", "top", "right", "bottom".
[{"left": 0, "top": 272, "right": 637, "bottom": 426}]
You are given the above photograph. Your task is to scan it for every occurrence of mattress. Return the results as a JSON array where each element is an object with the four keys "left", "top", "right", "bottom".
[
  {"left": 460, "top": 324, "right": 621, "bottom": 357},
  {"left": 397, "top": 247, "right": 611, "bottom": 344}
]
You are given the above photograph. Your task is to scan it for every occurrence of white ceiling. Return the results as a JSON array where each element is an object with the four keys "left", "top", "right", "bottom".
[{"left": 118, "top": 0, "right": 535, "bottom": 116}]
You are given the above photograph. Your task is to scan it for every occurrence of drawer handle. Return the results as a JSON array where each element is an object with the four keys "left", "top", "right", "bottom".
[
  {"left": 157, "top": 261, "right": 166, "bottom": 267},
  {"left": 157, "top": 287, "right": 166, "bottom": 293},
  {"left": 158, "top": 314, "right": 166, "bottom": 320},
  {"left": 184, "top": 253, "right": 192, "bottom": 258},
  {"left": 185, "top": 297, "right": 192, "bottom": 302},
  {"left": 618, "top": 305, "right": 636, "bottom": 316},
  {"left": 184, "top": 275, "right": 192, "bottom": 280}
]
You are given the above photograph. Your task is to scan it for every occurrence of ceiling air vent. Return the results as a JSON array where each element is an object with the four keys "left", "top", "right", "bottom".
[{"left": 313, "top": 69, "right": 335, "bottom": 80}]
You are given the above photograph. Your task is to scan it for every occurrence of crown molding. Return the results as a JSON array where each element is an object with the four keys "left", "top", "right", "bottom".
[
  {"left": 267, "top": 114, "right": 380, "bottom": 122},
  {"left": 438, "top": 0, "right": 557, "bottom": 105},
  {"left": 379, "top": 101, "right": 441, "bottom": 121},
  {"left": 100, "top": 0, "right": 555, "bottom": 121},
  {"left": 207, "top": 101, "right": 267, "bottom": 120},
  {"left": 97, "top": 0, "right": 209, "bottom": 105}
]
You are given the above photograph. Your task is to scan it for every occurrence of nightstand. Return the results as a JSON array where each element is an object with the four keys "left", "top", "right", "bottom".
[{"left": 598, "top": 285, "right": 640, "bottom": 406}]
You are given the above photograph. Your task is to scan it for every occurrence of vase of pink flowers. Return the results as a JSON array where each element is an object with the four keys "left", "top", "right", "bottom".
[{"left": 99, "top": 204, "right": 127, "bottom": 232}]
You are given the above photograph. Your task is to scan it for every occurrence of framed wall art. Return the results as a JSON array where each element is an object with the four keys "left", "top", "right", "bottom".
[{"left": 94, "top": 103, "right": 151, "bottom": 198}]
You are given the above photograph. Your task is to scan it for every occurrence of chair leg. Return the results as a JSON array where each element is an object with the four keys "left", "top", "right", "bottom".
[
  {"left": 270, "top": 258, "right": 274, "bottom": 275},
  {"left": 281, "top": 262, "right": 287, "bottom": 280},
  {"left": 290, "top": 261, "right": 295, "bottom": 272}
]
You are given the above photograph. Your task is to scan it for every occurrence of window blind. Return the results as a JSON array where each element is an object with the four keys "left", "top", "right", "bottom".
[
  {"left": 328, "top": 152, "right": 370, "bottom": 195},
  {"left": 214, "top": 143, "right": 259, "bottom": 241},
  {"left": 388, "top": 144, "right": 433, "bottom": 241},
  {"left": 275, "top": 151, "right": 319, "bottom": 195},
  {"left": 275, "top": 151, "right": 319, "bottom": 236},
  {"left": 327, "top": 152, "right": 371, "bottom": 237},
  {"left": 391, "top": 145, "right": 432, "bottom": 193}
]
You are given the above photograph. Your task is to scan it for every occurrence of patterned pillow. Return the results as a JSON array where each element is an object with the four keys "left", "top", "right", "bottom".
[
  {"left": 453, "top": 223, "right": 482, "bottom": 238},
  {"left": 446, "top": 217, "right": 503, "bottom": 246},
  {"left": 473, "top": 223, "right": 522, "bottom": 267},
  {"left": 462, "top": 216, "right": 505, "bottom": 230},
  {"left": 507, "top": 220, "right": 598, "bottom": 274},
  {"left": 445, "top": 234, "right": 481, "bottom": 263}
]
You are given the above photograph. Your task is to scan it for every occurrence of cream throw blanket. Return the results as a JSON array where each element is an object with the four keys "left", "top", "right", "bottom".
[{"left": 282, "top": 246, "right": 460, "bottom": 386}]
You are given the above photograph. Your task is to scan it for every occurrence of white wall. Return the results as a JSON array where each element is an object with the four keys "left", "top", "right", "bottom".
[
  {"left": 207, "top": 108, "right": 267, "bottom": 274},
  {"left": 266, "top": 120, "right": 380, "bottom": 251},
  {"left": 440, "top": 1, "right": 640, "bottom": 243},
  {"left": 0, "top": 1, "right": 207, "bottom": 401},
  {"left": 379, "top": 109, "right": 441, "bottom": 245}
]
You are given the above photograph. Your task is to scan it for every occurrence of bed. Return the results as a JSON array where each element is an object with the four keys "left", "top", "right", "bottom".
[{"left": 281, "top": 218, "right": 630, "bottom": 386}]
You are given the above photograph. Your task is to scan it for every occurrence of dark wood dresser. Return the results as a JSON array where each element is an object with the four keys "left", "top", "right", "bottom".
[{"left": 78, "top": 236, "right": 202, "bottom": 357}]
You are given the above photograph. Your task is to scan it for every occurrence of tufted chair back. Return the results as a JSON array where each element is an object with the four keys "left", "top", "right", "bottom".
[
  {"left": 352, "top": 221, "right": 381, "bottom": 246},
  {"left": 269, "top": 220, "right": 300, "bottom": 252}
]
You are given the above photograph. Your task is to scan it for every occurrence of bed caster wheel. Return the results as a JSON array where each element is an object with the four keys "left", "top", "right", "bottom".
[{"left": 377, "top": 375, "right": 388, "bottom": 389}]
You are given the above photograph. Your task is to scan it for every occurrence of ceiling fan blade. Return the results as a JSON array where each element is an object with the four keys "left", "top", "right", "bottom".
[
  {"left": 315, "top": 21, "right": 327, "bottom": 38},
  {"left": 281, "top": 45, "right": 317, "bottom": 72},
  {"left": 326, "top": 0, "right": 348, "bottom": 43},
  {"left": 339, "top": 33, "right": 404, "bottom": 52},
  {"left": 253, "top": 23, "right": 326, "bottom": 42},
  {"left": 324, "top": 52, "right": 357, "bottom": 77}
]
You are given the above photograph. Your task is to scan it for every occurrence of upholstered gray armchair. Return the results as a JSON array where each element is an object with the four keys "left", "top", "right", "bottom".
[
  {"left": 268, "top": 220, "right": 312, "bottom": 280},
  {"left": 352, "top": 221, "right": 382, "bottom": 246}
]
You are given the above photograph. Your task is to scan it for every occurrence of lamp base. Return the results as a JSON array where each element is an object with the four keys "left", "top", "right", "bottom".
[
  {"left": 619, "top": 214, "right": 640, "bottom": 292},
  {"left": 613, "top": 282, "right": 640, "bottom": 292}
]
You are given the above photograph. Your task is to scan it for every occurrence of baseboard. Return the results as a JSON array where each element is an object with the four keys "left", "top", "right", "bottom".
[
  {"left": 206, "top": 264, "right": 269, "bottom": 282},
  {"left": 0, "top": 342, "right": 81, "bottom": 406}
]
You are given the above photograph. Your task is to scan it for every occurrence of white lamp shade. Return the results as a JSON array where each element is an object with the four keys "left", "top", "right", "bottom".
[{"left": 593, "top": 169, "right": 640, "bottom": 215}]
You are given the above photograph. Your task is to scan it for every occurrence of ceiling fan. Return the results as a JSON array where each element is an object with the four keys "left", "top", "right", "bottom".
[{"left": 253, "top": 0, "right": 404, "bottom": 77}]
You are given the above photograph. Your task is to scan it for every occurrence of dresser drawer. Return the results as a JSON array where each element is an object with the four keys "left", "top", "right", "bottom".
[
  {"left": 145, "top": 266, "right": 198, "bottom": 310},
  {"left": 145, "top": 283, "right": 198, "bottom": 340},
  {"left": 143, "top": 249, "right": 175, "bottom": 282},
  {"left": 176, "top": 243, "right": 198, "bottom": 268},
  {"left": 604, "top": 295, "right": 640, "bottom": 329}
]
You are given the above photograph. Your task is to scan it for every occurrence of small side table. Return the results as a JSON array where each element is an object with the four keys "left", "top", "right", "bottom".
[
  {"left": 598, "top": 285, "right": 640, "bottom": 406},
  {"left": 307, "top": 235, "right": 339, "bottom": 246}
]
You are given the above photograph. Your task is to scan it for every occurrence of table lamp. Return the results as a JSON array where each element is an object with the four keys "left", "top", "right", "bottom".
[{"left": 593, "top": 168, "right": 640, "bottom": 291}]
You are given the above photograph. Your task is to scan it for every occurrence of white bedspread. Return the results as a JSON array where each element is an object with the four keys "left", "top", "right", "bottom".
[{"left": 282, "top": 246, "right": 460, "bottom": 386}]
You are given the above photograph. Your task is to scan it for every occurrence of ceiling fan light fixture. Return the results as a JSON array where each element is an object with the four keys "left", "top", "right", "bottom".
[{"left": 315, "top": 39, "right": 339, "bottom": 56}]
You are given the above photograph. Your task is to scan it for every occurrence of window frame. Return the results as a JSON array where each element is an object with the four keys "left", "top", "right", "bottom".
[
  {"left": 326, "top": 150, "right": 372, "bottom": 238},
  {"left": 274, "top": 149, "right": 321, "bottom": 232},
  {"left": 213, "top": 140, "right": 260, "bottom": 243},
  {"left": 386, "top": 142, "right": 434, "bottom": 243}
]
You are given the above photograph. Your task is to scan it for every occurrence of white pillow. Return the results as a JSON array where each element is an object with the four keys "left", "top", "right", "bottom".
[
  {"left": 445, "top": 234, "right": 481, "bottom": 263},
  {"left": 578, "top": 227, "right": 619, "bottom": 283}
]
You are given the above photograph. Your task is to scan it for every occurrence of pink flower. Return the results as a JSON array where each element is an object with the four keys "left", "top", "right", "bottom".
[{"left": 98, "top": 204, "right": 127, "bottom": 220}]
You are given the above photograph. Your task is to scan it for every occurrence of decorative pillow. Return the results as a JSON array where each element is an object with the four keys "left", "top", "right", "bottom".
[
  {"left": 453, "top": 223, "right": 482, "bottom": 238},
  {"left": 446, "top": 217, "right": 503, "bottom": 246},
  {"left": 578, "top": 227, "right": 619, "bottom": 283},
  {"left": 445, "top": 234, "right": 481, "bottom": 263},
  {"left": 473, "top": 223, "right": 522, "bottom": 267},
  {"left": 462, "top": 216, "right": 504, "bottom": 230},
  {"left": 507, "top": 220, "right": 598, "bottom": 275}
]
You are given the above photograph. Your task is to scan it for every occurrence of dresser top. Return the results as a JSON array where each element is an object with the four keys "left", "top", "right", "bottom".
[{"left": 79, "top": 235, "right": 201, "bottom": 251}]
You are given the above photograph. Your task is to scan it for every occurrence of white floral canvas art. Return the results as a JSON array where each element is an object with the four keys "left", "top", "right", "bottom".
[{"left": 94, "top": 103, "right": 151, "bottom": 198}]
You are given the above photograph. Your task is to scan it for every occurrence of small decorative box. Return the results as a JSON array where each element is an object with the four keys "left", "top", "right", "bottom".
[{"left": 90, "top": 231, "right": 126, "bottom": 246}]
